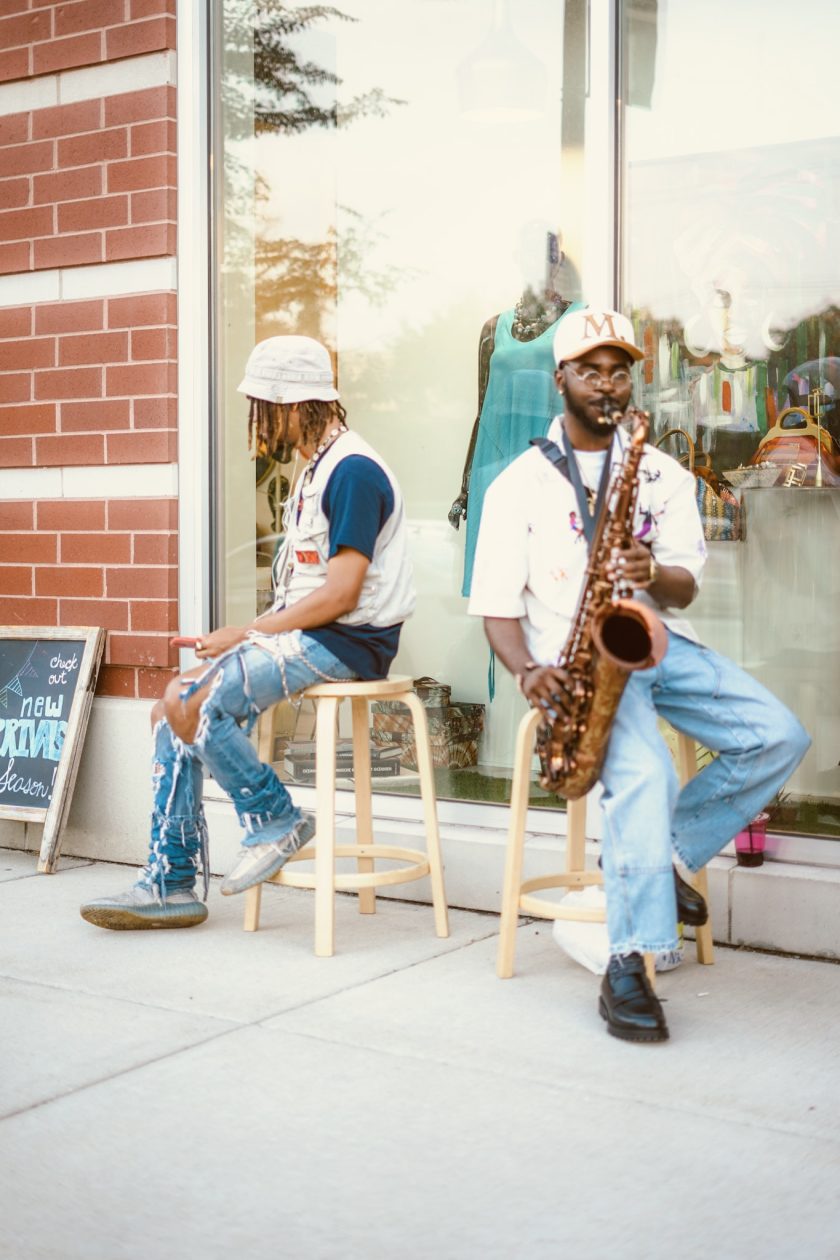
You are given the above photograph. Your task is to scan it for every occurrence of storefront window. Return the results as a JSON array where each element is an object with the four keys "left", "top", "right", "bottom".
[
  {"left": 621, "top": 0, "right": 840, "bottom": 836},
  {"left": 213, "top": 0, "right": 593, "bottom": 805}
]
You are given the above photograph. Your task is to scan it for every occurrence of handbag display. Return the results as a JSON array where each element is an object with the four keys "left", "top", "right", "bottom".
[
  {"left": 748, "top": 407, "right": 840, "bottom": 487},
  {"left": 655, "top": 427, "right": 742, "bottom": 541},
  {"left": 371, "top": 676, "right": 485, "bottom": 770}
]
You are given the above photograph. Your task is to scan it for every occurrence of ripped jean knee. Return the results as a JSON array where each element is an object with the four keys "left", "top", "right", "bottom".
[{"left": 178, "top": 633, "right": 357, "bottom": 848}]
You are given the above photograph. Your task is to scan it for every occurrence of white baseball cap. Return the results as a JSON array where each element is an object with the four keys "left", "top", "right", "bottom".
[
  {"left": 552, "top": 308, "right": 644, "bottom": 366},
  {"left": 237, "top": 335, "right": 339, "bottom": 404}
]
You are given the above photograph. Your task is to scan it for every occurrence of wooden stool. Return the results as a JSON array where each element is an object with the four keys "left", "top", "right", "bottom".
[
  {"left": 497, "top": 708, "right": 715, "bottom": 981},
  {"left": 244, "top": 675, "right": 449, "bottom": 956}
]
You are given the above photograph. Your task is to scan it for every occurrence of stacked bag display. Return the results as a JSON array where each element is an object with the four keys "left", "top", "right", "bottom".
[{"left": 371, "top": 677, "right": 485, "bottom": 770}]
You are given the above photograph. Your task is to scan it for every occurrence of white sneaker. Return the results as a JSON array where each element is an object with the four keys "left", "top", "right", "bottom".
[
  {"left": 220, "top": 812, "right": 317, "bottom": 896},
  {"left": 80, "top": 882, "right": 208, "bottom": 930}
]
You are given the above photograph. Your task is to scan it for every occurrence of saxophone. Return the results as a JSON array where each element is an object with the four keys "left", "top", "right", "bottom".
[{"left": 535, "top": 405, "right": 668, "bottom": 799}]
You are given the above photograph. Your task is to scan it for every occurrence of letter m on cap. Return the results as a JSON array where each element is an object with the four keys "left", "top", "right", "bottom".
[{"left": 581, "top": 312, "right": 619, "bottom": 340}]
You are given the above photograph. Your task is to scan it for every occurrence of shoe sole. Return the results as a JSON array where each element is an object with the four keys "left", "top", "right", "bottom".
[
  {"left": 598, "top": 996, "right": 669, "bottom": 1042},
  {"left": 80, "top": 905, "right": 208, "bottom": 930}
]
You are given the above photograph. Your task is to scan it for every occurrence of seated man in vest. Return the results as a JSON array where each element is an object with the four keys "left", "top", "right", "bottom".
[
  {"left": 468, "top": 308, "right": 809, "bottom": 1043},
  {"left": 81, "top": 336, "right": 414, "bottom": 930}
]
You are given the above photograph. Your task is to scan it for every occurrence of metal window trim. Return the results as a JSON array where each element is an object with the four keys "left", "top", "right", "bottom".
[
  {"left": 583, "top": 0, "right": 620, "bottom": 308},
  {"left": 176, "top": 0, "right": 212, "bottom": 642}
]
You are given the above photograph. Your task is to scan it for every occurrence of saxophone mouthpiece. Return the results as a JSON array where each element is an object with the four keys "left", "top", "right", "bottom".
[{"left": 596, "top": 398, "right": 623, "bottom": 426}]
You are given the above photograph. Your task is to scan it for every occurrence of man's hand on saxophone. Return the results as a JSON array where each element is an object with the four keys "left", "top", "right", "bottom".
[
  {"left": 483, "top": 617, "right": 575, "bottom": 720},
  {"left": 519, "top": 664, "right": 576, "bottom": 720},
  {"left": 605, "top": 540, "right": 696, "bottom": 609}
]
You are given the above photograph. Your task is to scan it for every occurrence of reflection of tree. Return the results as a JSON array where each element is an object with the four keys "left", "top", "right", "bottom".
[
  {"left": 222, "top": 1, "right": 407, "bottom": 343},
  {"left": 255, "top": 229, "right": 336, "bottom": 339},
  {"left": 255, "top": 207, "right": 407, "bottom": 340},
  {"left": 223, "top": 2, "right": 403, "bottom": 134}
]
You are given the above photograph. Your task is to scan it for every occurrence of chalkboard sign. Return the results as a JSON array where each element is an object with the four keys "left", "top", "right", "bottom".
[{"left": 0, "top": 626, "right": 105, "bottom": 873}]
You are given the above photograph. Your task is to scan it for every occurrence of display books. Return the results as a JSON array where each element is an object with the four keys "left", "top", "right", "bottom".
[{"left": 283, "top": 740, "right": 403, "bottom": 784}]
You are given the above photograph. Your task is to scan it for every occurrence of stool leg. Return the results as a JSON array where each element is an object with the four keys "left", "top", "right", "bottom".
[
  {"left": 314, "top": 695, "right": 339, "bottom": 957},
  {"left": 402, "top": 692, "right": 449, "bottom": 939},
  {"left": 243, "top": 883, "right": 262, "bottom": 932},
  {"left": 566, "top": 796, "right": 587, "bottom": 877},
  {"left": 692, "top": 866, "right": 715, "bottom": 964},
  {"left": 497, "top": 708, "right": 542, "bottom": 978},
  {"left": 675, "top": 731, "right": 715, "bottom": 966},
  {"left": 676, "top": 730, "right": 696, "bottom": 786},
  {"left": 351, "top": 696, "right": 376, "bottom": 915},
  {"left": 256, "top": 706, "right": 276, "bottom": 765}
]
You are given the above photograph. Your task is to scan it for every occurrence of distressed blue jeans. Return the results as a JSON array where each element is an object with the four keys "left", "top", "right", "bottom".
[
  {"left": 144, "top": 631, "right": 356, "bottom": 897},
  {"left": 599, "top": 630, "right": 810, "bottom": 956}
]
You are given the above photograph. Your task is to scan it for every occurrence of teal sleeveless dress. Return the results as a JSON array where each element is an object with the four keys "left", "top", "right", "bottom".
[{"left": 461, "top": 302, "right": 583, "bottom": 596}]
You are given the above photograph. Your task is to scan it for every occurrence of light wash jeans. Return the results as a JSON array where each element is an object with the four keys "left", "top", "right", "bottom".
[
  {"left": 144, "top": 632, "right": 357, "bottom": 897},
  {"left": 599, "top": 630, "right": 810, "bottom": 956}
]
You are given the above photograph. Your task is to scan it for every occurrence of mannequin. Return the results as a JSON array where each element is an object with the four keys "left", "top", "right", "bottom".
[{"left": 450, "top": 281, "right": 583, "bottom": 596}]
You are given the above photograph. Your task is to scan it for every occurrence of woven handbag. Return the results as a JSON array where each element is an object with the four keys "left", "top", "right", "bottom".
[{"left": 655, "top": 427, "right": 742, "bottom": 542}]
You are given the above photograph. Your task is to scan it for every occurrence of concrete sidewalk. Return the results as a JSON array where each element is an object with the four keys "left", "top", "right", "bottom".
[{"left": 2, "top": 848, "right": 839, "bottom": 1260}]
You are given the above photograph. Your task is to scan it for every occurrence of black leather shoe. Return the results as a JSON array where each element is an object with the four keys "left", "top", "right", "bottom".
[
  {"left": 599, "top": 953, "right": 669, "bottom": 1043},
  {"left": 674, "top": 868, "right": 708, "bottom": 926}
]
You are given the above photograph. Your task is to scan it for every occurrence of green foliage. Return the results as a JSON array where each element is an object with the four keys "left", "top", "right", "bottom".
[{"left": 222, "top": 2, "right": 404, "bottom": 134}]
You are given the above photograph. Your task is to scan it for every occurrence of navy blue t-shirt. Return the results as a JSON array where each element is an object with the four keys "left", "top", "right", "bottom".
[{"left": 307, "top": 455, "right": 403, "bottom": 679}]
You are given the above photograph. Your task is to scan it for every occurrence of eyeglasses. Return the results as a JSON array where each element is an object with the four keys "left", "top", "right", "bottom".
[{"left": 565, "top": 363, "right": 633, "bottom": 388}]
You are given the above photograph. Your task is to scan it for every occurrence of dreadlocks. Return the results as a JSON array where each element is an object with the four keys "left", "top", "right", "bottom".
[{"left": 248, "top": 397, "right": 348, "bottom": 462}]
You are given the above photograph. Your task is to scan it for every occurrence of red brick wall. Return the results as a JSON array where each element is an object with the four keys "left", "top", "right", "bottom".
[
  {"left": 0, "top": 291, "right": 177, "bottom": 467},
  {"left": 0, "top": 8, "right": 181, "bottom": 702},
  {"left": 0, "top": 84, "right": 176, "bottom": 275},
  {"left": 0, "top": 1, "right": 175, "bottom": 84},
  {"left": 0, "top": 495, "right": 179, "bottom": 697}
]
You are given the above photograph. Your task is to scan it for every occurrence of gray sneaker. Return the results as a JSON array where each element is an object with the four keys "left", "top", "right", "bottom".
[
  {"left": 80, "top": 882, "right": 208, "bottom": 930},
  {"left": 220, "top": 812, "right": 317, "bottom": 896}
]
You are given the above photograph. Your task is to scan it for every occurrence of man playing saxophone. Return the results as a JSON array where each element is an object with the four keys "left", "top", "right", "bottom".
[{"left": 468, "top": 308, "right": 809, "bottom": 1043}]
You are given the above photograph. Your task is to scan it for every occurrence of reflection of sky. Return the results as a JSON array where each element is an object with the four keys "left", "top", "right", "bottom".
[
  {"left": 625, "top": 0, "right": 840, "bottom": 342},
  {"left": 627, "top": 136, "right": 840, "bottom": 354},
  {"left": 629, "top": 0, "right": 840, "bottom": 159},
  {"left": 252, "top": 0, "right": 568, "bottom": 351}
]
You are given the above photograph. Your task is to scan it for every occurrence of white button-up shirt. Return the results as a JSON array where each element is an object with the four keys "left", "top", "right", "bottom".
[{"left": 467, "top": 415, "right": 707, "bottom": 664}]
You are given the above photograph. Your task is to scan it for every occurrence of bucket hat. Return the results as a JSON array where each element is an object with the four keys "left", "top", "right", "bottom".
[{"left": 237, "top": 336, "right": 339, "bottom": 404}]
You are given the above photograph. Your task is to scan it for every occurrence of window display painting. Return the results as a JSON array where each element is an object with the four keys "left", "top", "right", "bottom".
[{"left": 626, "top": 137, "right": 840, "bottom": 490}]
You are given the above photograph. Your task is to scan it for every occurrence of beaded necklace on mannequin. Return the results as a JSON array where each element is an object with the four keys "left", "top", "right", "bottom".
[{"left": 511, "top": 285, "right": 571, "bottom": 341}]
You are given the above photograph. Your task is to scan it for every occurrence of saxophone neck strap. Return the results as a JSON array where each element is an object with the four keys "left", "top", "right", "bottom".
[
  {"left": 531, "top": 436, "right": 569, "bottom": 479},
  {"left": 531, "top": 433, "right": 615, "bottom": 548}
]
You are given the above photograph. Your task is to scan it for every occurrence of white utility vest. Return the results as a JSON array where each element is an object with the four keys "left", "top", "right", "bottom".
[{"left": 272, "top": 430, "right": 416, "bottom": 628}]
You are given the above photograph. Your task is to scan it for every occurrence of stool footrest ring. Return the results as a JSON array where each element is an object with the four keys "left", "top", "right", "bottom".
[
  {"left": 518, "top": 872, "right": 606, "bottom": 922},
  {"left": 265, "top": 844, "right": 431, "bottom": 891}
]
